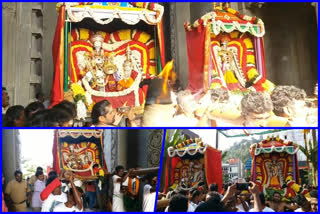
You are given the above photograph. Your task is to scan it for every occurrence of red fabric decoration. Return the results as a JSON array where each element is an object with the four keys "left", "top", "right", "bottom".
[
  {"left": 40, "top": 178, "right": 61, "bottom": 201},
  {"left": 164, "top": 156, "right": 181, "bottom": 192},
  {"left": 204, "top": 146, "right": 223, "bottom": 193},
  {"left": 185, "top": 26, "right": 207, "bottom": 93},
  {"left": 50, "top": 5, "right": 66, "bottom": 108}
]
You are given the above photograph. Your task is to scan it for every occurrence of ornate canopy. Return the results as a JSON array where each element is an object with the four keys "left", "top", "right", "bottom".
[
  {"left": 184, "top": 5, "right": 271, "bottom": 93},
  {"left": 57, "top": 2, "right": 164, "bottom": 25},
  {"left": 58, "top": 129, "right": 103, "bottom": 138},
  {"left": 185, "top": 7, "right": 265, "bottom": 37},
  {"left": 167, "top": 138, "right": 207, "bottom": 157},
  {"left": 51, "top": 2, "right": 166, "bottom": 114},
  {"left": 250, "top": 137, "right": 299, "bottom": 156}
]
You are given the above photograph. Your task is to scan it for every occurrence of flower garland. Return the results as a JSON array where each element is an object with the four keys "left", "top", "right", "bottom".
[
  {"left": 167, "top": 138, "right": 209, "bottom": 158},
  {"left": 250, "top": 137, "right": 299, "bottom": 156},
  {"left": 254, "top": 146, "right": 299, "bottom": 156},
  {"left": 58, "top": 129, "right": 103, "bottom": 138}
]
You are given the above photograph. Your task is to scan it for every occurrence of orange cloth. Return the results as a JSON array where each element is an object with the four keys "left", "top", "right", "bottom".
[
  {"left": 117, "top": 77, "right": 134, "bottom": 90},
  {"left": 128, "top": 178, "right": 139, "bottom": 196},
  {"left": 85, "top": 182, "right": 96, "bottom": 192},
  {"left": 270, "top": 176, "right": 281, "bottom": 189},
  {"left": 2, "top": 192, "right": 8, "bottom": 212}
]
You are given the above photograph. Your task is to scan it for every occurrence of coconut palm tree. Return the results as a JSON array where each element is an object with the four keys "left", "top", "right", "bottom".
[{"left": 299, "top": 129, "right": 318, "bottom": 186}]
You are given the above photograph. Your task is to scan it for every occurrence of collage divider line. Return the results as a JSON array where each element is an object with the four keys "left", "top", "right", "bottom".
[{"left": 153, "top": 128, "right": 167, "bottom": 212}]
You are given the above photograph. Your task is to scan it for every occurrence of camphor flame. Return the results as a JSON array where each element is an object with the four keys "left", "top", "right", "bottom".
[{"left": 157, "top": 60, "right": 176, "bottom": 98}]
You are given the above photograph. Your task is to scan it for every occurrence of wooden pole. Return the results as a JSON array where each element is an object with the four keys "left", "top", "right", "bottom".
[{"left": 131, "top": 167, "right": 159, "bottom": 176}]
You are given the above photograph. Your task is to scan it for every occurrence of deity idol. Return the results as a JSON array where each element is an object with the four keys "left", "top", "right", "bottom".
[
  {"left": 83, "top": 34, "right": 107, "bottom": 90},
  {"left": 265, "top": 154, "right": 284, "bottom": 189},
  {"left": 83, "top": 33, "right": 119, "bottom": 92},
  {"left": 103, "top": 54, "right": 119, "bottom": 92},
  {"left": 63, "top": 144, "right": 89, "bottom": 170},
  {"left": 218, "top": 36, "right": 246, "bottom": 91},
  {"left": 189, "top": 160, "right": 204, "bottom": 186},
  {"left": 117, "top": 46, "right": 137, "bottom": 90}
]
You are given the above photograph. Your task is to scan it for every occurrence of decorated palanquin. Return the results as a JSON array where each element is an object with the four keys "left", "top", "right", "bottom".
[
  {"left": 250, "top": 136, "right": 301, "bottom": 200},
  {"left": 164, "top": 138, "right": 223, "bottom": 193},
  {"left": 51, "top": 2, "right": 166, "bottom": 119},
  {"left": 184, "top": 5, "right": 274, "bottom": 93},
  {"left": 53, "top": 129, "right": 108, "bottom": 180}
]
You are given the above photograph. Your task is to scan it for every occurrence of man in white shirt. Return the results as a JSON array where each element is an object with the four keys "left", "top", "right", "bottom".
[
  {"left": 187, "top": 189, "right": 202, "bottom": 212},
  {"left": 53, "top": 186, "right": 83, "bottom": 212},
  {"left": 112, "top": 166, "right": 132, "bottom": 211},
  {"left": 143, "top": 174, "right": 158, "bottom": 212},
  {"left": 41, "top": 170, "right": 73, "bottom": 212}
]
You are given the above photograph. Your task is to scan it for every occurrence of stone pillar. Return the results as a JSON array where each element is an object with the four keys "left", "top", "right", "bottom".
[
  {"left": 103, "top": 129, "right": 119, "bottom": 172},
  {"left": 126, "top": 129, "right": 149, "bottom": 168},
  {"left": 15, "top": 3, "right": 34, "bottom": 105},
  {"left": 312, "top": 2, "right": 318, "bottom": 26},
  {"left": 2, "top": 3, "right": 17, "bottom": 106},
  {"left": 117, "top": 129, "right": 128, "bottom": 168},
  {"left": 255, "top": 3, "right": 318, "bottom": 94},
  {"left": 42, "top": 3, "right": 58, "bottom": 99},
  {"left": 112, "top": 129, "right": 164, "bottom": 170},
  {"left": 2, "top": 130, "right": 21, "bottom": 185},
  {"left": 170, "top": 3, "right": 190, "bottom": 89},
  {"left": 229, "top": 2, "right": 239, "bottom": 11},
  {"left": 189, "top": 3, "right": 213, "bottom": 23},
  {"left": 242, "top": 2, "right": 265, "bottom": 16},
  {"left": 2, "top": 2, "right": 57, "bottom": 106},
  {"left": 147, "top": 129, "right": 164, "bottom": 168}
]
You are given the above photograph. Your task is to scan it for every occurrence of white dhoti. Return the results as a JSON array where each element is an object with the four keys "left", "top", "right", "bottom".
[{"left": 112, "top": 194, "right": 125, "bottom": 212}]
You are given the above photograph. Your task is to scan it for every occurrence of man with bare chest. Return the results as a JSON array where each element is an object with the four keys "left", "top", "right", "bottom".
[{"left": 266, "top": 192, "right": 298, "bottom": 212}]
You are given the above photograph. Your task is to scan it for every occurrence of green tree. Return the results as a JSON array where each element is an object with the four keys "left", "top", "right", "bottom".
[
  {"left": 299, "top": 129, "right": 318, "bottom": 186},
  {"left": 223, "top": 173, "right": 230, "bottom": 184},
  {"left": 221, "top": 151, "right": 228, "bottom": 162},
  {"left": 160, "top": 130, "right": 186, "bottom": 191},
  {"left": 163, "top": 129, "right": 186, "bottom": 159},
  {"left": 21, "top": 156, "right": 37, "bottom": 179}
]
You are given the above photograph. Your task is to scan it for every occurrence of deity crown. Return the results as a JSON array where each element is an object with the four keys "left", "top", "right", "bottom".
[
  {"left": 124, "top": 45, "right": 133, "bottom": 65},
  {"left": 90, "top": 33, "right": 104, "bottom": 44},
  {"left": 104, "top": 53, "right": 117, "bottom": 74}
]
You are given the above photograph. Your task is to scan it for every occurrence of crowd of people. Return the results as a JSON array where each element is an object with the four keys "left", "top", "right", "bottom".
[
  {"left": 157, "top": 182, "right": 318, "bottom": 212},
  {"left": 2, "top": 83, "right": 317, "bottom": 127},
  {"left": 2, "top": 166, "right": 158, "bottom": 212},
  {"left": 2, "top": 87, "right": 137, "bottom": 127}
]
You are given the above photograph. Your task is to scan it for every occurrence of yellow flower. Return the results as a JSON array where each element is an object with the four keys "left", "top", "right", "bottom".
[
  {"left": 99, "top": 169, "right": 105, "bottom": 177},
  {"left": 286, "top": 176, "right": 293, "bottom": 182},
  {"left": 291, "top": 183, "right": 301, "bottom": 193},
  {"left": 87, "top": 102, "right": 95, "bottom": 112},
  {"left": 71, "top": 83, "right": 85, "bottom": 97}
]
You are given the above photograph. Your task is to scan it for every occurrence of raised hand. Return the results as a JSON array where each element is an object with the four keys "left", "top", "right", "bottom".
[{"left": 113, "top": 112, "right": 124, "bottom": 126}]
